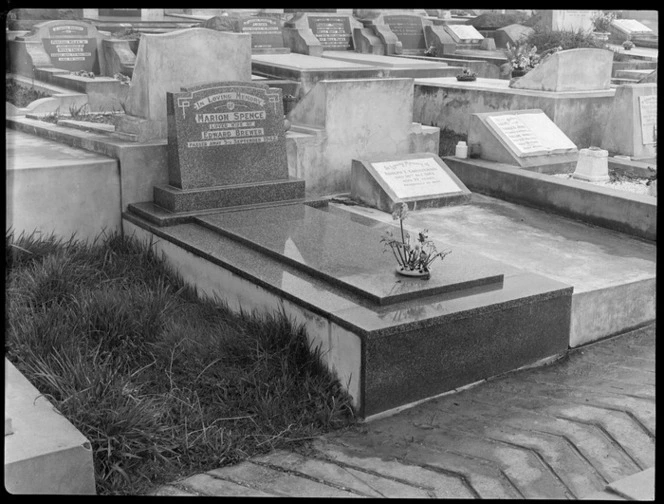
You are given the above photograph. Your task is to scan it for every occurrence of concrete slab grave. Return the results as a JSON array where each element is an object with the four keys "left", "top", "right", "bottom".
[
  {"left": 320, "top": 51, "right": 464, "bottom": 79},
  {"left": 601, "top": 83, "right": 657, "bottom": 160},
  {"left": 351, "top": 152, "right": 471, "bottom": 212},
  {"left": 468, "top": 109, "right": 578, "bottom": 171},
  {"left": 128, "top": 80, "right": 304, "bottom": 225},
  {"left": 413, "top": 77, "right": 615, "bottom": 148}
]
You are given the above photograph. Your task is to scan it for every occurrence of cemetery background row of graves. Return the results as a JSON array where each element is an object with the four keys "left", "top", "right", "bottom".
[{"left": 5, "top": 7, "right": 657, "bottom": 496}]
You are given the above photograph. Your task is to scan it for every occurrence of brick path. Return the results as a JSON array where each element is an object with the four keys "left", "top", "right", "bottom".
[{"left": 154, "top": 323, "right": 655, "bottom": 498}]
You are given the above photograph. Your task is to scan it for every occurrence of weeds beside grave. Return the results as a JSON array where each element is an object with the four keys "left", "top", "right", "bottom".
[
  {"left": 5, "top": 230, "right": 356, "bottom": 495},
  {"left": 6, "top": 77, "right": 51, "bottom": 108}
]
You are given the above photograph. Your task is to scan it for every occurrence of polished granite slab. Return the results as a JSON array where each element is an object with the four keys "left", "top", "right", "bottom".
[{"left": 195, "top": 204, "right": 504, "bottom": 306}]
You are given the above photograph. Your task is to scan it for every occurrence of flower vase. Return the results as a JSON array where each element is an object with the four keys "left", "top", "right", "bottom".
[
  {"left": 396, "top": 267, "right": 431, "bottom": 279},
  {"left": 511, "top": 68, "right": 527, "bottom": 78}
]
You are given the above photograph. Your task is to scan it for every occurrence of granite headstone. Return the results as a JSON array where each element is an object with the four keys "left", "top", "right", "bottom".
[
  {"left": 14, "top": 19, "right": 104, "bottom": 73},
  {"left": 381, "top": 14, "right": 427, "bottom": 52},
  {"left": 166, "top": 81, "right": 288, "bottom": 189},
  {"left": 307, "top": 14, "right": 354, "bottom": 50}
]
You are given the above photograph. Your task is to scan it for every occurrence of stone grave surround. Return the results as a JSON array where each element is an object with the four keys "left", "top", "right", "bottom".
[
  {"left": 609, "top": 18, "right": 654, "bottom": 42},
  {"left": 199, "top": 14, "right": 289, "bottom": 53},
  {"left": 468, "top": 109, "right": 579, "bottom": 170},
  {"left": 120, "top": 28, "right": 252, "bottom": 141},
  {"left": 601, "top": 84, "right": 657, "bottom": 159},
  {"left": 126, "top": 80, "right": 305, "bottom": 225},
  {"left": 9, "top": 19, "right": 108, "bottom": 77},
  {"left": 510, "top": 48, "right": 613, "bottom": 92},
  {"left": 351, "top": 152, "right": 471, "bottom": 213},
  {"left": 283, "top": 11, "right": 387, "bottom": 56}
]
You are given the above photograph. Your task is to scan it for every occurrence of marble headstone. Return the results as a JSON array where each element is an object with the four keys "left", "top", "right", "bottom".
[
  {"left": 351, "top": 152, "right": 471, "bottom": 212},
  {"left": 468, "top": 109, "right": 579, "bottom": 169}
]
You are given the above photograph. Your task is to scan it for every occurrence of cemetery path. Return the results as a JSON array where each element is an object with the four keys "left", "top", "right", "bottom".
[{"left": 153, "top": 322, "right": 655, "bottom": 499}]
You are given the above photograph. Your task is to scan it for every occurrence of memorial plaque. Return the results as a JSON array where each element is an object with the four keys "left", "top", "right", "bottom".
[
  {"left": 445, "top": 24, "right": 484, "bottom": 42},
  {"left": 308, "top": 15, "right": 353, "bottom": 50},
  {"left": 383, "top": 15, "right": 426, "bottom": 51},
  {"left": 351, "top": 153, "right": 471, "bottom": 212},
  {"left": 372, "top": 158, "right": 462, "bottom": 199},
  {"left": 239, "top": 17, "right": 285, "bottom": 49},
  {"left": 487, "top": 113, "right": 576, "bottom": 157},
  {"left": 639, "top": 95, "right": 657, "bottom": 145},
  {"left": 167, "top": 81, "right": 288, "bottom": 189},
  {"left": 612, "top": 18, "right": 652, "bottom": 34},
  {"left": 40, "top": 23, "right": 97, "bottom": 72}
]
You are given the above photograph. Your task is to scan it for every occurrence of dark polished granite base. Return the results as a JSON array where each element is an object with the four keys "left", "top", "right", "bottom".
[{"left": 123, "top": 202, "right": 572, "bottom": 417}]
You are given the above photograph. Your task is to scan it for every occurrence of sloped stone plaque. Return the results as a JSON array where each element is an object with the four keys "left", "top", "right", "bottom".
[
  {"left": 351, "top": 152, "right": 471, "bottom": 212},
  {"left": 487, "top": 113, "right": 577, "bottom": 157},
  {"left": 444, "top": 24, "right": 484, "bottom": 43}
]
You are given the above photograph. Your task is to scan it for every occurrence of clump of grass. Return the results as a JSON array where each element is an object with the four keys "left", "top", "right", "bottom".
[
  {"left": 6, "top": 230, "right": 356, "bottom": 495},
  {"left": 524, "top": 26, "right": 606, "bottom": 54},
  {"left": 6, "top": 77, "right": 51, "bottom": 108},
  {"left": 437, "top": 127, "right": 468, "bottom": 157}
]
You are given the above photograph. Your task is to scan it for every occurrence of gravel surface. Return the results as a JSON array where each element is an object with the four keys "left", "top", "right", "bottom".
[{"left": 552, "top": 173, "right": 655, "bottom": 196}]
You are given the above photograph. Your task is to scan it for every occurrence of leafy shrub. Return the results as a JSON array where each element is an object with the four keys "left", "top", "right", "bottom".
[
  {"left": 470, "top": 11, "right": 531, "bottom": 29},
  {"left": 524, "top": 26, "right": 606, "bottom": 53}
]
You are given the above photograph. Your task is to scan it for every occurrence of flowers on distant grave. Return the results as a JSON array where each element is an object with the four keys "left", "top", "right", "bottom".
[
  {"left": 70, "top": 70, "right": 96, "bottom": 79},
  {"left": 113, "top": 73, "right": 131, "bottom": 85},
  {"left": 424, "top": 45, "right": 438, "bottom": 57},
  {"left": 381, "top": 202, "right": 451, "bottom": 279},
  {"left": 591, "top": 11, "right": 616, "bottom": 33},
  {"left": 505, "top": 42, "right": 541, "bottom": 72},
  {"left": 622, "top": 40, "right": 635, "bottom": 50},
  {"left": 456, "top": 68, "right": 477, "bottom": 81}
]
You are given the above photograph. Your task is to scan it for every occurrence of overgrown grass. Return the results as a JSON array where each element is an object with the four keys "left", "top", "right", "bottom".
[
  {"left": 6, "top": 78, "right": 51, "bottom": 108},
  {"left": 5, "top": 230, "right": 356, "bottom": 495},
  {"left": 438, "top": 127, "right": 468, "bottom": 157}
]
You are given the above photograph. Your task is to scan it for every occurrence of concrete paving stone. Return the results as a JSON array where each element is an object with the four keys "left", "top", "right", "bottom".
[
  {"left": 582, "top": 489, "right": 627, "bottom": 500},
  {"left": 430, "top": 395, "right": 641, "bottom": 484},
  {"left": 529, "top": 374, "right": 656, "bottom": 401},
  {"left": 469, "top": 378, "right": 656, "bottom": 437},
  {"left": 418, "top": 410, "right": 607, "bottom": 497},
  {"left": 323, "top": 435, "right": 522, "bottom": 499},
  {"left": 334, "top": 419, "right": 572, "bottom": 499},
  {"left": 300, "top": 441, "right": 476, "bottom": 498},
  {"left": 149, "top": 484, "right": 200, "bottom": 496},
  {"left": 473, "top": 395, "right": 656, "bottom": 470},
  {"left": 608, "top": 467, "right": 655, "bottom": 500},
  {"left": 177, "top": 473, "right": 279, "bottom": 497},
  {"left": 207, "top": 460, "right": 359, "bottom": 497},
  {"left": 573, "top": 349, "right": 656, "bottom": 372}
]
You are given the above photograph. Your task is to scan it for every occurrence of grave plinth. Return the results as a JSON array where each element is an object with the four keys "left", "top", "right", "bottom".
[
  {"left": 351, "top": 152, "right": 471, "bottom": 212},
  {"left": 601, "top": 84, "right": 657, "bottom": 160},
  {"left": 129, "top": 81, "right": 304, "bottom": 225},
  {"left": 572, "top": 148, "right": 609, "bottom": 182},
  {"left": 468, "top": 109, "right": 578, "bottom": 171}
]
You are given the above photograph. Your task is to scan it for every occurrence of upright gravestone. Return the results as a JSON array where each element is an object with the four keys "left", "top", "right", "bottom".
[
  {"left": 201, "top": 15, "right": 289, "bottom": 53},
  {"left": 537, "top": 10, "right": 597, "bottom": 33},
  {"left": 119, "top": 28, "right": 252, "bottom": 141},
  {"left": 98, "top": 9, "right": 141, "bottom": 17},
  {"left": 369, "top": 12, "right": 431, "bottom": 54},
  {"left": 135, "top": 81, "right": 304, "bottom": 223},
  {"left": 9, "top": 19, "right": 106, "bottom": 76},
  {"left": 283, "top": 12, "right": 370, "bottom": 55},
  {"left": 351, "top": 152, "right": 471, "bottom": 212},
  {"left": 601, "top": 83, "right": 657, "bottom": 159},
  {"left": 468, "top": 109, "right": 579, "bottom": 170}
]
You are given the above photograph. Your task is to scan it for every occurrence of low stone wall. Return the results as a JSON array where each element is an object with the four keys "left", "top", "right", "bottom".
[{"left": 414, "top": 78, "right": 615, "bottom": 148}]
